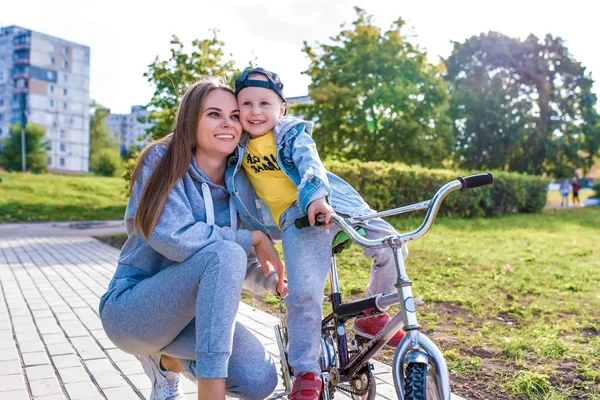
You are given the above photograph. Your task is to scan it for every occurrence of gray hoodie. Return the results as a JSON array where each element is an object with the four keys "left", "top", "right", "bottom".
[{"left": 116, "top": 144, "right": 278, "bottom": 294}]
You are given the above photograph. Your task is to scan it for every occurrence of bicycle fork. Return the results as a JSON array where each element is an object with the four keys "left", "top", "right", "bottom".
[{"left": 390, "top": 242, "right": 451, "bottom": 400}]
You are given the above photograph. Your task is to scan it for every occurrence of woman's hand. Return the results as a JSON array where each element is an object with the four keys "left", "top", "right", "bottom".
[
  {"left": 307, "top": 197, "right": 335, "bottom": 230},
  {"left": 250, "top": 231, "right": 287, "bottom": 297}
]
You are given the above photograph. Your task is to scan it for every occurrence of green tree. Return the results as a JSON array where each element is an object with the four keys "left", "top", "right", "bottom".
[
  {"left": 0, "top": 123, "right": 49, "bottom": 173},
  {"left": 144, "top": 32, "right": 246, "bottom": 140},
  {"left": 299, "top": 8, "right": 452, "bottom": 166},
  {"left": 89, "top": 101, "right": 121, "bottom": 176},
  {"left": 445, "top": 32, "right": 600, "bottom": 175}
]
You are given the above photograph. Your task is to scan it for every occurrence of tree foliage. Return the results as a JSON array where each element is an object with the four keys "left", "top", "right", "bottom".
[
  {"left": 144, "top": 32, "right": 246, "bottom": 140},
  {"left": 0, "top": 123, "right": 49, "bottom": 173},
  {"left": 89, "top": 101, "right": 121, "bottom": 176},
  {"left": 299, "top": 8, "right": 452, "bottom": 166},
  {"left": 445, "top": 32, "right": 600, "bottom": 176}
]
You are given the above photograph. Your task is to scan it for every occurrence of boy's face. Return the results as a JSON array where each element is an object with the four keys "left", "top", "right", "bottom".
[{"left": 237, "top": 74, "right": 287, "bottom": 138}]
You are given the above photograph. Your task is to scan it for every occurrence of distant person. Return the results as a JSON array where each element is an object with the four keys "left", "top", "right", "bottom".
[
  {"left": 571, "top": 177, "right": 580, "bottom": 205},
  {"left": 560, "top": 179, "right": 570, "bottom": 207}
]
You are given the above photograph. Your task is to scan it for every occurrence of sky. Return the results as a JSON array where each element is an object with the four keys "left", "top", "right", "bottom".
[{"left": 2, "top": 0, "right": 599, "bottom": 114}]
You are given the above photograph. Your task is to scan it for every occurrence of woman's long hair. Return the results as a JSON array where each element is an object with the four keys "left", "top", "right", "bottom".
[{"left": 131, "top": 76, "right": 234, "bottom": 239}]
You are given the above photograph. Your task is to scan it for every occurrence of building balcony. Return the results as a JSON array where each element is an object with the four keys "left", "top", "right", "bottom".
[
  {"left": 13, "top": 43, "right": 31, "bottom": 51},
  {"left": 13, "top": 87, "right": 28, "bottom": 94},
  {"left": 13, "top": 57, "right": 30, "bottom": 65}
]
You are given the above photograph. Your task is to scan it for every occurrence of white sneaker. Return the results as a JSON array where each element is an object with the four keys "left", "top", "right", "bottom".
[{"left": 140, "top": 354, "right": 186, "bottom": 400}]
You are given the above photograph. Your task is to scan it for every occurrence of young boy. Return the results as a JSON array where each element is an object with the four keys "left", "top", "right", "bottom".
[{"left": 226, "top": 67, "right": 408, "bottom": 399}]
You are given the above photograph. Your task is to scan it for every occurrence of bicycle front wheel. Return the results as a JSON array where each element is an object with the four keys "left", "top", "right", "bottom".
[{"left": 404, "top": 362, "right": 442, "bottom": 400}]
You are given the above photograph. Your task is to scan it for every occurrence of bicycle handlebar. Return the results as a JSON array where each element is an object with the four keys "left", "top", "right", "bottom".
[
  {"left": 294, "top": 173, "right": 493, "bottom": 249},
  {"left": 458, "top": 173, "right": 493, "bottom": 190}
]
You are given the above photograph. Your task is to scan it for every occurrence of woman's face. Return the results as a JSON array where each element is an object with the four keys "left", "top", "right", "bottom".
[{"left": 195, "top": 89, "right": 242, "bottom": 159}]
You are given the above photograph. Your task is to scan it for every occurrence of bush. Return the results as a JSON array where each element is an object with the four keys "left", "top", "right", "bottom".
[
  {"left": 90, "top": 148, "right": 123, "bottom": 177},
  {"left": 324, "top": 160, "right": 549, "bottom": 217},
  {"left": 592, "top": 180, "right": 600, "bottom": 198}
]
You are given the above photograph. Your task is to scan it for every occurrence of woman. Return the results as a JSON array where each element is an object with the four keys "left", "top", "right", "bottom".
[{"left": 99, "top": 77, "right": 282, "bottom": 400}]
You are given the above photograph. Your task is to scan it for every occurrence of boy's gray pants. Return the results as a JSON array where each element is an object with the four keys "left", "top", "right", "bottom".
[
  {"left": 100, "top": 241, "right": 277, "bottom": 399},
  {"left": 280, "top": 205, "right": 407, "bottom": 376}
]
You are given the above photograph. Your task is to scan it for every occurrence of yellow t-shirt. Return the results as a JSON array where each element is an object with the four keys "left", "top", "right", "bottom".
[{"left": 242, "top": 131, "right": 297, "bottom": 227}]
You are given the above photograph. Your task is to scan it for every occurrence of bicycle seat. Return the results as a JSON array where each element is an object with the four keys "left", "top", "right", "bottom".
[{"left": 332, "top": 227, "right": 367, "bottom": 254}]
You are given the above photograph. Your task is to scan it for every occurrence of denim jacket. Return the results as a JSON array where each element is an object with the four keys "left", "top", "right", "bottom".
[{"left": 225, "top": 116, "right": 371, "bottom": 239}]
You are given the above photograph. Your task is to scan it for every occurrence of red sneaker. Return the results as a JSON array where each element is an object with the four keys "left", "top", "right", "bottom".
[
  {"left": 290, "top": 373, "right": 322, "bottom": 400},
  {"left": 353, "top": 312, "right": 406, "bottom": 348}
]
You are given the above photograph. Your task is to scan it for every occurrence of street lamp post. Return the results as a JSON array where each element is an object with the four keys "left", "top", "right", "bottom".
[{"left": 20, "top": 93, "right": 27, "bottom": 172}]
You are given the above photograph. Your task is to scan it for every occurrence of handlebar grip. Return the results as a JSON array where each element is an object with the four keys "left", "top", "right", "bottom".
[
  {"left": 458, "top": 173, "right": 493, "bottom": 190},
  {"left": 294, "top": 215, "right": 325, "bottom": 229}
]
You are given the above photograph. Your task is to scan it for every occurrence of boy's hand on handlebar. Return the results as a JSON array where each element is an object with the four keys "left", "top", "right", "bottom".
[
  {"left": 307, "top": 198, "right": 335, "bottom": 230},
  {"left": 250, "top": 230, "right": 287, "bottom": 297}
]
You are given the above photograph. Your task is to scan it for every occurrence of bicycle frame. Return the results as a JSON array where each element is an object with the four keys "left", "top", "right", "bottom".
[{"left": 277, "top": 173, "right": 493, "bottom": 399}]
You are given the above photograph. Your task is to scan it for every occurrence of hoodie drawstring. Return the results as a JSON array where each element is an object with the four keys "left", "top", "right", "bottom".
[{"left": 202, "top": 182, "right": 238, "bottom": 230}]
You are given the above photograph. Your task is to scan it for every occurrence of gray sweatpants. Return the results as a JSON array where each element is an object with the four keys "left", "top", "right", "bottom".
[
  {"left": 100, "top": 241, "right": 277, "bottom": 399},
  {"left": 280, "top": 205, "right": 407, "bottom": 376}
]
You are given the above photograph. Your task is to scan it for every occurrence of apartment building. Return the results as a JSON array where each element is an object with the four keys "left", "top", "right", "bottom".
[
  {"left": 105, "top": 105, "right": 152, "bottom": 152},
  {"left": 0, "top": 25, "right": 90, "bottom": 172}
]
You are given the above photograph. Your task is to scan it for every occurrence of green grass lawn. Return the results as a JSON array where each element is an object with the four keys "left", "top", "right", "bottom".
[{"left": 0, "top": 172, "right": 128, "bottom": 223}]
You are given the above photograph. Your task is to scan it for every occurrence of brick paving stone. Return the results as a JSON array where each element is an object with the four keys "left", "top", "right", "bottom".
[
  {"left": 32, "top": 395, "right": 65, "bottom": 400},
  {"left": 56, "top": 366, "right": 89, "bottom": 384},
  {"left": 0, "top": 389, "right": 29, "bottom": 399},
  {"left": 52, "top": 354, "right": 81, "bottom": 369},
  {"left": 0, "top": 373, "right": 26, "bottom": 392},
  {"left": 92, "top": 370, "right": 127, "bottom": 389},
  {"left": 126, "top": 373, "right": 152, "bottom": 391},
  {"left": 29, "top": 377, "right": 61, "bottom": 397},
  {"left": 0, "top": 348, "right": 18, "bottom": 362},
  {"left": 102, "top": 386, "right": 140, "bottom": 400},
  {"left": 64, "top": 381, "right": 100, "bottom": 399},
  {"left": 83, "top": 359, "right": 114, "bottom": 374},
  {"left": 0, "top": 360, "right": 22, "bottom": 376},
  {"left": 46, "top": 342, "right": 74, "bottom": 356},
  {"left": 41, "top": 334, "right": 67, "bottom": 345},
  {"left": 25, "top": 365, "right": 56, "bottom": 380},
  {"left": 113, "top": 360, "right": 143, "bottom": 375},
  {"left": 22, "top": 351, "right": 50, "bottom": 367}
]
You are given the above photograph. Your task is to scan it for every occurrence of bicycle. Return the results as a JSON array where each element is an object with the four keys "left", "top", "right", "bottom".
[{"left": 272, "top": 173, "right": 493, "bottom": 400}]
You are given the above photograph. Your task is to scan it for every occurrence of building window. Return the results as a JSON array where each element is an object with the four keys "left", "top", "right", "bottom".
[
  {"left": 59, "top": 158, "right": 65, "bottom": 166},
  {"left": 60, "top": 130, "right": 66, "bottom": 138},
  {"left": 63, "top": 88, "right": 67, "bottom": 96},
  {"left": 0, "top": 113, "right": 3, "bottom": 122},
  {"left": 47, "top": 71, "right": 55, "bottom": 80},
  {"left": 50, "top": 56, "right": 55, "bottom": 65},
  {"left": 49, "top": 99, "right": 54, "bottom": 108},
  {"left": 49, "top": 85, "right": 54, "bottom": 93},
  {"left": 62, "top": 47, "right": 68, "bottom": 55},
  {"left": 48, "top": 157, "right": 52, "bottom": 165},
  {"left": 62, "top": 102, "right": 67, "bottom": 110},
  {"left": 0, "top": 127, "right": 3, "bottom": 136},
  {"left": 0, "top": 99, "right": 3, "bottom": 106},
  {"left": 62, "top": 60, "right": 68, "bottom": 68},
  {"left": 63, "top": 74, "right": 68, "bottom": 83},
  {"left": 59, "top": 143, "right": 66, "bottom": 152},
  {"left": 0, "top": 71, "right": 3, "bottom": 80}
]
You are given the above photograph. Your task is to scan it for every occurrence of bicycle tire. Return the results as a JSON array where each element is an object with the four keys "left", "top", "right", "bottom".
[{"left": 404, "top": 362, "right": 427, "bottom": 400}]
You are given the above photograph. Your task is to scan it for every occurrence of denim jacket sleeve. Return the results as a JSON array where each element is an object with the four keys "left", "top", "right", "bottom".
[
  {"left": 288, "top": 125, "right": 332, "bottom": 213},
  {"left": 135, "top": 147, "right": 252, "bottom": 263}
]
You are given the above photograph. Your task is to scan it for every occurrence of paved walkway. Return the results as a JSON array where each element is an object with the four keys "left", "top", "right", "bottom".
[{"left": 0, "top": 233, "right": 464, "bottom": 399}]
